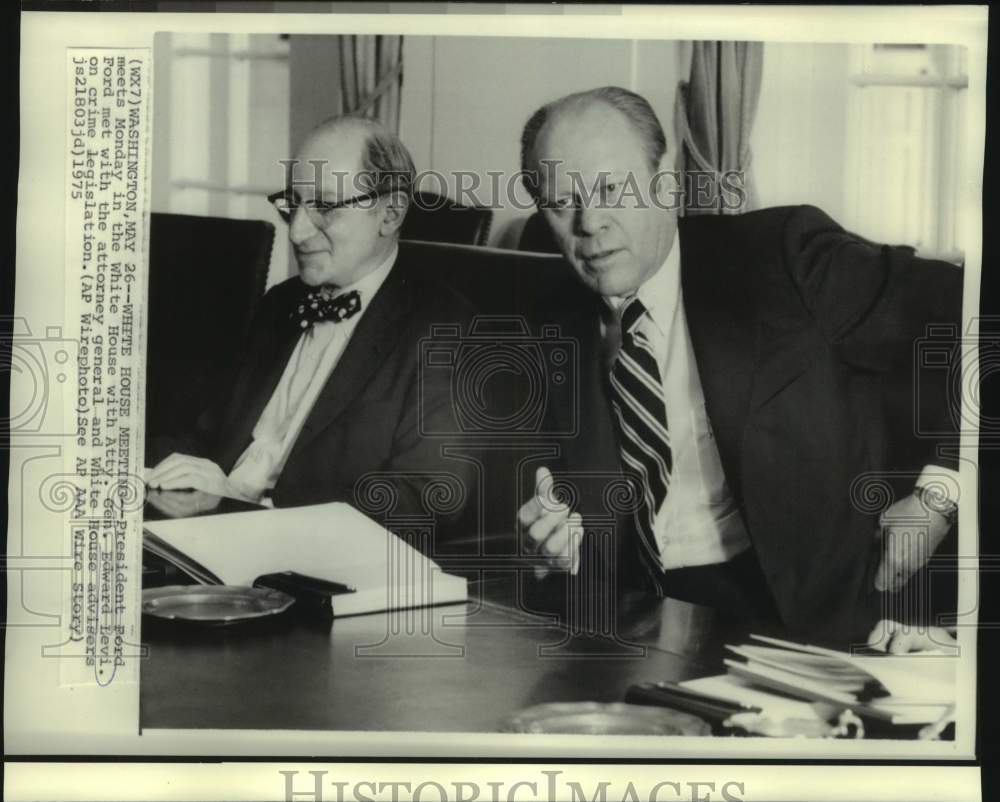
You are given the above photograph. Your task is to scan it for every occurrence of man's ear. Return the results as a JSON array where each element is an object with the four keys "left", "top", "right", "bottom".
[
  {"left": 651, "top": 151, "right": 681, "bottom": 214},
  {"left": 379, "top": 192, "right": 409, "bottom": 236}
]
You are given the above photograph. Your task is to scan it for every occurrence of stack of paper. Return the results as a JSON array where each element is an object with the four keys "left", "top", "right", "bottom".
[
  {"left": 143, "top": 502, "right": 468, "bottom": 618},
  {"left": 685, "top": 634, "right": 956, "bottom": 725}
]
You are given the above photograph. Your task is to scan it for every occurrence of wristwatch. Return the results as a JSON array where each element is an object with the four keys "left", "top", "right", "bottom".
[{"left": 915, "top": 484, "right": 959, "bottom": 527}]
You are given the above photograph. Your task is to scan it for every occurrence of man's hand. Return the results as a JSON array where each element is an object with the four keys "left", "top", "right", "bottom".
[
  {"left": 145, "top": 453, "right": 249, "bottom": 500},
  {"left": 518, "top": 466, "right": 583, "bottom": 579},
  {"left": 874, "top": 492, "right": 952, "bottom": 592},
  {"left": 145, "top": 488, "right": 223, "bottom": 519},
  {"left": 866, "top": 618, "right": 958, "bottom": 654}
]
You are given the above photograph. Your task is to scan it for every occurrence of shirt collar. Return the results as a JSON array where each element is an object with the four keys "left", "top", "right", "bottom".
[
  {"left": 603, "top": 236, "right": 682, "bottom": 338},
  {"left": 334, "top": 243, "right": 398, "bottom": 307}
]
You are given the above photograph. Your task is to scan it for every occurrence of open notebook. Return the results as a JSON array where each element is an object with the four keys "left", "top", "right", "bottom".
[
  {"left": 695, "top": 634, "right": 957, "bottom": 725},
  {"left": 143, "top": 502, "right": 468, "bottom": 618}
]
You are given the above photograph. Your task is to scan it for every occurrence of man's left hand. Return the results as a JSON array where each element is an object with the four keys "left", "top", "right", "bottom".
[
  {"left": 874, "top": 493, "right": 952, "bottom": 592},
  {"left": 866, "top": 618, "right": 958, "bottom": 653}
]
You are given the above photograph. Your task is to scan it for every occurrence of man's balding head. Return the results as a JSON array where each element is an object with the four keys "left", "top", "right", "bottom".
[
  {"left": 521, "top": 86, "right": 668, "bottom": 193},
  {"left": 296, "top": 115, "right": 416, "bottom": 201},
  {"left": 284, "top": 116, "right": 415, "bottom": 288},
  {"left": 518, "top": 87, "right": 678, "bottom": 299}
]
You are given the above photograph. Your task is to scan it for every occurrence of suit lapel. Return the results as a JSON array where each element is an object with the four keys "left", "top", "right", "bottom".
[
  {"left": 289, "top": 261, "right": 412, "bottom": 454},
  {"left": 553, "top": 297, "right": 620, "bottom": 476},
  {"left": 679, "top": 219, "right": 758, "bottom": 497}
]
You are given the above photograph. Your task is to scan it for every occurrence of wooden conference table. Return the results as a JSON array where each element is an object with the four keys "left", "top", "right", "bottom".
[
  {"left": 137, "top": 496, "right": 779, "bottom": 734},
  {"left": 140, "top": 573, "right": 748, "bottom": 733}
]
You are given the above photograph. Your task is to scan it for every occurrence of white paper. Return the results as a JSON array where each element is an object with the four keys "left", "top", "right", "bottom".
[{"left": 144, "top": 502, "right": 467, "bottom": 615}]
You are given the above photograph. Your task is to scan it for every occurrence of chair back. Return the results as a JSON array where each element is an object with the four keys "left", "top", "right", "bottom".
[
  {"left": 401, "top": 191, "right": 493, "bottom": 247},
  {"left": 145, "top": 212, "right": 274, "bottom": 454}
]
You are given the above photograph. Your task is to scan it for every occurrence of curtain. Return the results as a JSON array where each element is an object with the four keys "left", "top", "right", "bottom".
[
  {"left": 675, "top": 41, "right": 764, "bottom": 215},
  {"left": 338, "top": 35, "right": 403, "bottom": 132}
]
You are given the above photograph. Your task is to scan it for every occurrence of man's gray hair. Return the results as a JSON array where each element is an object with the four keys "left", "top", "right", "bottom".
[
  {"left": 361, "top": 118, "right": 417, "bottom": 198},
  {"left": 316, "top": 114, "right": 417, "bottom": 199},
  {"left": 519, "top": 86, "right": 668, "bottom": 200}
]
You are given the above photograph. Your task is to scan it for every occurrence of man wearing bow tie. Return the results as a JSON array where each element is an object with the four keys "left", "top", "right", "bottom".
[
  {"left": 516, "top": 87, "right": 962, "bottom": 643},
  {"left": 146, "top": 116, "right": 473, "bottom": 523}
]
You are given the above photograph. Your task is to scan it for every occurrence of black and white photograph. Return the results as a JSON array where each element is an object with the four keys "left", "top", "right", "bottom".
[
  {"left": 139, "top": 28, "right": 975, "bottom": 740},
  {"left": 5, "top": 4, "right": 992, "bottom": 801}
]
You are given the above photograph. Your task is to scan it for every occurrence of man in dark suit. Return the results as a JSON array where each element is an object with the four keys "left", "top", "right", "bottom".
[
  {"left": 516, "top": 87, "right": 962, "bottom": 644},
  {"left": 146, "top": 116, "right": 473, "bottom": 529}
]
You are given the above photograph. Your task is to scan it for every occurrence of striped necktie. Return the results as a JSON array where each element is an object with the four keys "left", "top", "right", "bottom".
[{"left": 609, "top": 296, "right": 672, "bottom": 584}]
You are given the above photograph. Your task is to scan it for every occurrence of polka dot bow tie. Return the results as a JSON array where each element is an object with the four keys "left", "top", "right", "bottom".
[{"left": 291, "top": 288, "right": 362, "bottom": 331}]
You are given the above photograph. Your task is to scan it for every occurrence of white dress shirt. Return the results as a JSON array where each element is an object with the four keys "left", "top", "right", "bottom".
[
  {"left": 604, "top": 240, "right": 752, "bottom": 569},
  {"left": 227, "top": 246, "right": 398, "bottom": 504}
]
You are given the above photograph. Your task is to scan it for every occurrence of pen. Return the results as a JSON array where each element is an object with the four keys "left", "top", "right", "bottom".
[
  {"left": 652, "top": 680, "right": 762, "bottom": 710},
  {"left": 625, "top": 682, "right": 763, "bottom": 720},
  {"left": 322, "top": 580, "right": 357, "bottom": 595}
]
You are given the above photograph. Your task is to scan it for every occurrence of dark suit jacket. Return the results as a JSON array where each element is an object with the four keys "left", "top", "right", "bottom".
[
  {"left": 154, "top": 251, "right": 476, "bottom": 540},
  {"left": 539, "top": 205, "right": 963, "bottom": 644}
]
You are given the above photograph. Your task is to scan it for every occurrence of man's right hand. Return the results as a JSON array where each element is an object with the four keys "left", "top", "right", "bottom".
[
  {"left": 517, "top": 466, "right": 583, "bottom": 578},
  {"left": 145, "top": 488, "right": 223, "bottom": 519},
  {"left": 145, "top": 453, "right": 253, "bottom": 501}
]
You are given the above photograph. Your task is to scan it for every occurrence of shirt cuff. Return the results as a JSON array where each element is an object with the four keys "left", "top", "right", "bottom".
[{"left": 915, "top": 465, "right": 961, "bottom": 506}]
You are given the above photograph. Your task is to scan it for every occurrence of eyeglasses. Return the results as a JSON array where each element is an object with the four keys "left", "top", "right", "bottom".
[{"left": 267, "top": 188, "right": 384, "bottom": 227}]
